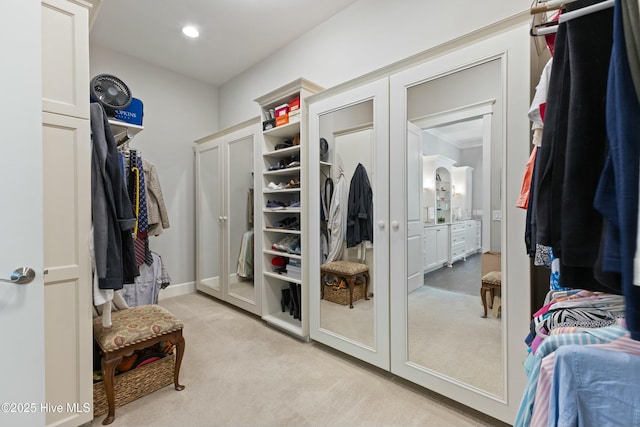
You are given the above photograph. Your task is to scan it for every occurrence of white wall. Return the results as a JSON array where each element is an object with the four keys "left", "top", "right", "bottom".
[
  {"left": 218, "top": 0, "right": 530, "bottom": 128},
  {"left": 90, "top": 44, "right": 219, "bottom": 287}
]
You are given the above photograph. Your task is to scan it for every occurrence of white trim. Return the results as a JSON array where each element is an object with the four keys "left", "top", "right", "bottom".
[{"left": 159, "top": 281, "right": 196, "bottom": 300}]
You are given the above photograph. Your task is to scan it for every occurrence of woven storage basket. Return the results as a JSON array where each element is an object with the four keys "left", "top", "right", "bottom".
[
  {"left": 323, "top": 282, "right": 365, "bottom": 305},
  {"left": 93, "top": 353, "right": 175, "bottom": 417}
]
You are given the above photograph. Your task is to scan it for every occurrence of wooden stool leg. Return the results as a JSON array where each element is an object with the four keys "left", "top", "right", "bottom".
[
  {"left": 173, "top": 333, "right": 186, "bottom": 391},
  {"left": 101, "top": 354, "right": 122, "bottom": 425},
  {"left": 363, "top": 272, "right": 370, "bottom": 300},
  {"left": 489, "top": 287, "right": 495, "bottom": 308},
  {"left": 348, "top": 276, "right": 356, "bottom": 308},
  {"left": 320, "top": 272, "right": 324, "bottom": 300},
  {"left": 480, "top": 285, "right": 488, "bottom": 318}
]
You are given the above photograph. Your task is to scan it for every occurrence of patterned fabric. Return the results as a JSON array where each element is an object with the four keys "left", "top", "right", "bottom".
[
  {"left": 321, "top": 260, "right": 368, "bottom": 275},
  {"left": 142, "top": 158, "right": 170, "bottom": 236},
  {"left": 482, "top": 271, "right": 502, "bottom": 286},
  {"left": 93, "top": 304, "right": 183, "bottom": 353},
  {"left": 134, "top": 156, "right": 152, "bottom": 266}
]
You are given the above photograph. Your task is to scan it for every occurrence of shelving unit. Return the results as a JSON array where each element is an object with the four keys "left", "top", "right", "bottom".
[
  {"left": 109, "top": 118, "right": 144, "bottom": 145},
  {"left": 255, "top": 78, "right": 323, "bottom": 339}
]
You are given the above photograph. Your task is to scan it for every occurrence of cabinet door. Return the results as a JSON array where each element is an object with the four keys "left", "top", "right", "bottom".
[
  {"left": 435, "top": 226, "right": 449, "bottom": 265},
  {"left": 41, "top": 0, "right": 90, "bottom": 119},
  {"left": 424, "top": 228, "right": 437, "bottom": 270},
  {"left": 309, "top": 78, "right": 390, "bottom": 370},
  {"left": 42, "top": 112, "right": 92, "bottom": 427},
  {"left": 195, "top": 139, "right": 224, "bottom": 298}
]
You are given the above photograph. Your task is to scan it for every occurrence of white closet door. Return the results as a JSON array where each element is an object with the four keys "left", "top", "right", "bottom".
[
  {"left": 42, "top": 112, "right": 92, "bottom": 427},
  {"left": 0, "top": 3, "right": 46, "bottom": 426},
  {"left": 309, "top": 78, "right": 390, "bottom": 370}
]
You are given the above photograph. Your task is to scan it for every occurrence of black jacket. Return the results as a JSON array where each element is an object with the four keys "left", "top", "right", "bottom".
[{"left": 347, "top": 163, "right": 373, "bottom": 248}]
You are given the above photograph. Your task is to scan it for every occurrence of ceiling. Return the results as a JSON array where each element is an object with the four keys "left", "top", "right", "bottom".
[
  {"left": 90, "top": 0, "right": 359, "bottom": 87},
  {"left": 423, "top": 118, "right": 484, "bottom": 149}
]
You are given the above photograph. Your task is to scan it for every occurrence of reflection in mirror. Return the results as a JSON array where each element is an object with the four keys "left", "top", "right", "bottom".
[
  {"left": 228, "top": 136, "right": 256, "bottom": 302},
  {"left": 198, "top": 146, "right": 221, "bottom": 292},
  {"left": 405, "top": 59, "right": 503, "bottom": 397},
  {"left": 319, "top": 100, "right": 375, "bottom": 348}
]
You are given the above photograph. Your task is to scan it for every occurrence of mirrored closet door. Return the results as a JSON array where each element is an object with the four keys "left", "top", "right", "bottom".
[
  {"left": 308, "top": 22, "right": 533, "bottom": 423},
  {"left": 195, "top": 118, "right": 262, "bottom": 315},
  {"left": 389, "top": 27, "right": 532, "bottom": 422},
  {"left": 308, "top": 78, "right": 390, "bottom": 369}
]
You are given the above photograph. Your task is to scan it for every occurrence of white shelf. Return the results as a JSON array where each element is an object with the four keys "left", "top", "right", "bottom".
[
  {"left": 262, "top": 121, "right": 300, "bottom": 138},
  {"left": 262, "top": 313, "right": 303, "bottom": 337},
  {"left": 263, "top": 271, "right": 302, "bottom": 284},
  {"left": 108, "top": 118, "right": 143, "bottom": 145},
  {"left": 263, "top": 167, "right": 301, "bottom": 176},
  {"left": 263, "top": 228, "right": 301, "bottom": 235},
  {"left": 263, "top": 249, "right": 302, "bottom": 260},
  {"left": 263, "top": 145, "right": 300, "bottom": 158},
  {"left": 263, "top": 188, "right": 301, "bottom": 194},
  {"left": 263, "top": 208, "right": 301, "bottom": 214}
]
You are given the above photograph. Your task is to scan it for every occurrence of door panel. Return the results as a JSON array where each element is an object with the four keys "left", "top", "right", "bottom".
[{"left": 0, "top": 3, "right": 45, "bottom": 426}]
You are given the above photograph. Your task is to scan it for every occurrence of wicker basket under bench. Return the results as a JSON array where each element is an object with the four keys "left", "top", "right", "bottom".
[
  {"left": 93, "top": 305, "right": 186, "bottom": 425},
  {"left": 93, "top": 353, "right": 175, "bottom": 417}
]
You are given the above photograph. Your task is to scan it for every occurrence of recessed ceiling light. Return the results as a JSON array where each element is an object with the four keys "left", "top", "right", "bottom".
[{"left": 182, "top": 26, "right": 199, "bottom": 38}]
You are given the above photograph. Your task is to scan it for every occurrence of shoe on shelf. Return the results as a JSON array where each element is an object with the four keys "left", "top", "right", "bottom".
[
  {"left": 273, "top": 235, "right": 296, "bottom": 251},
  {"left": 285, "top": 161, "right": 301, "bottom": 168},
  {"left": 266, "top": 200, "right": 286, "bottom": 209},
  {"left": 285, "top": 179, "right": 300, "bottom": 189},
  {"left": 286, "top": 237, "right": 301, "bottom": 255},
  {"left": 267, "top": 181, "right": 285, "bottom": 190},
  {"left": 288, "top": 200, "right": 301, "bottom": 208}
]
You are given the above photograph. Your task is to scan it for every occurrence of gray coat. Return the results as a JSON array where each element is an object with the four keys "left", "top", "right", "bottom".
[{"left": 91, "top": 103, "right": 138, "bottom": 289}]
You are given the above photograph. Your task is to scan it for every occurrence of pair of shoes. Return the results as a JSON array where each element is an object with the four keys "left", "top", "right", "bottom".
[
  {"left": 287, "top": 238, "right": 301, "bottom": 255},
  {"left": 268, "top": 216, "right": 299, "bottom": 229},
  {"left": 285, "top": 179, "right": 300, "bottom": 189},
  {"left": 273, "top": 235, "right": 298, "bottom": 252},
  {"left": 285, "top": 161, "right": 301, "bottom": 168},
  {"left": 267, "top": 181, "right": 286, "bottom": 190},
  {"left": 266, "top": 200, "right": 287, "bottom": 209},
  {"left": 332, "top": 279, "right": 347, "bottom": 291},
  {"left": 289, "top": 283, "right": 301, "bottom": 319}
]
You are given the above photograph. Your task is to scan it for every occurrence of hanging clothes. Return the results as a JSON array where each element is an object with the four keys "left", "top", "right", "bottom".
[
  {"left": 90, "top": 103, "right": 138, "bottom": 292},
  {"left": 326, "top": 173, "right": 347, "bottom": 262},
  {"left": 122, "top": 251, "right": 172, "bottom": 306},
  {"left": 237, "top": 230, "right": 254, "bottom": 279},
  {"left": 346, "top": 163, "right": 373, "bottom": 248},
  {"left": 142, "top": 157, "right": 170, "bottom": 236},
  {"left": 533, "top": 0, "right": 615, "bottom": 292},
  {"left": 594, "top": 0, "right": 640, "bottom": 339}
]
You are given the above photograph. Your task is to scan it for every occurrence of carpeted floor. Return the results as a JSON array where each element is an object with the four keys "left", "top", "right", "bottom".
[{"left": 91, "top": 292, "right": 507, "bottom": 427}]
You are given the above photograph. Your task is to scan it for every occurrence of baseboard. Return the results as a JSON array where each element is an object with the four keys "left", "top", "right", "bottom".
[{"left": 159, "top": 281, "right": 196, "bottom": 300}]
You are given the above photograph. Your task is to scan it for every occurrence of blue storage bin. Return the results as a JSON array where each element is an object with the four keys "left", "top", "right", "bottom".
[{"left": 114, "top": 98, "right": 144, "bottom": 126}]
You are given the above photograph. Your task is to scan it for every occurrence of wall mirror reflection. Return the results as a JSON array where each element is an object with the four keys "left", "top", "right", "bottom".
[
  {"left": 404, "top": 58, "right": 504, "bottom": 397},
  {"left": 195, "top": 123, "right": 260, "bottom": 315},
  {"left": 318, "top": 100, "right": 376, "bottom": 348}
]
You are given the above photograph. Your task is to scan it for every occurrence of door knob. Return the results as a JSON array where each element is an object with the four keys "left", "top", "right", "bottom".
[
  {"left": 0, "top": 267, "right": 36, "bottom": 285},
  {"left": 377, "top": 221, "right": 385, "bottom": 229},
  {"left": 391, "top": 221, "right": 400, "bottom": 230}
]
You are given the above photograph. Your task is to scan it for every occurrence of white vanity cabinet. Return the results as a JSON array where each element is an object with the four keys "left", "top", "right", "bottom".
[
  {"left": 423, "top": 224, "right": 449, "bottom": 272},
  {"left": 450, "top": 222, "right": 467, "bottom": 264}
]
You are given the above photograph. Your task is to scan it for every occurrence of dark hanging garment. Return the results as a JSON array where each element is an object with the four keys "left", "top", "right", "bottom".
[
  {"left": 90, "top": 103, "right": 139, "bottom": 289},
  {"left": 346, "top": 163, "right": 373, "bottom": 248}
]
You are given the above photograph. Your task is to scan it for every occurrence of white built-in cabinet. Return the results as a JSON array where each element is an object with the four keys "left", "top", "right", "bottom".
[
  {"left": 423, "top": 224, "right": 449, "bottom": 272},
  {"left": 255, "top": 79, "right": 323, "bottom": 339},
  {"left": 41, "top": 0, "right": 93, "bottom": 426},
  {"left": 195, "top": 118, "right": 263, "bottom": 316},
  {"left": 308, "top": 20, "right": 533, "bottom": 424}
]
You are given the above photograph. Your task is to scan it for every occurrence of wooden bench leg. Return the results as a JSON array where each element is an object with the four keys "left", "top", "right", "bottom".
[
  {"left": 173, "top": 333, "right": 186, "bottom": 391},
  {"left": 348, "top": 276, "right": 356, "bottom": 308},
  {"left": 480, "top": 285, "right": 488, "bottom": 318},
  {"left": 101, "top": 354, "right": 122, "bottom": 425},
  {"left": 363, "top": 272, "right": 370, "bottom": 300}
]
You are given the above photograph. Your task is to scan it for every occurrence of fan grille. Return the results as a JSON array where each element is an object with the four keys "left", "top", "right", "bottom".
[{"left": 90, "top": 74, "right": 132, "bottom": 112}]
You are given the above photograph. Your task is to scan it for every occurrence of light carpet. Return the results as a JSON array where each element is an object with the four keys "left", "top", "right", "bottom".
[{"left": 91, "top": 292, "right": 507, "bottom": 427}]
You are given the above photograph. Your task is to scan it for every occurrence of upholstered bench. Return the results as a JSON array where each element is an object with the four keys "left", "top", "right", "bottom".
[
  {"left": 480, "top": 252, "right": 502, "bottom": 318},
  {"left": 93, "top": 304, "right": 186, "bottom": 425},
  {"left": 320, "top": 260, "right": 370, "bottom": 308}
]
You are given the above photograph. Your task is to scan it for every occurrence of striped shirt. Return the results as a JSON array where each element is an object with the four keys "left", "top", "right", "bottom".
[{"left": 514, "top": 324, "right": 627, "bottom": 427}]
